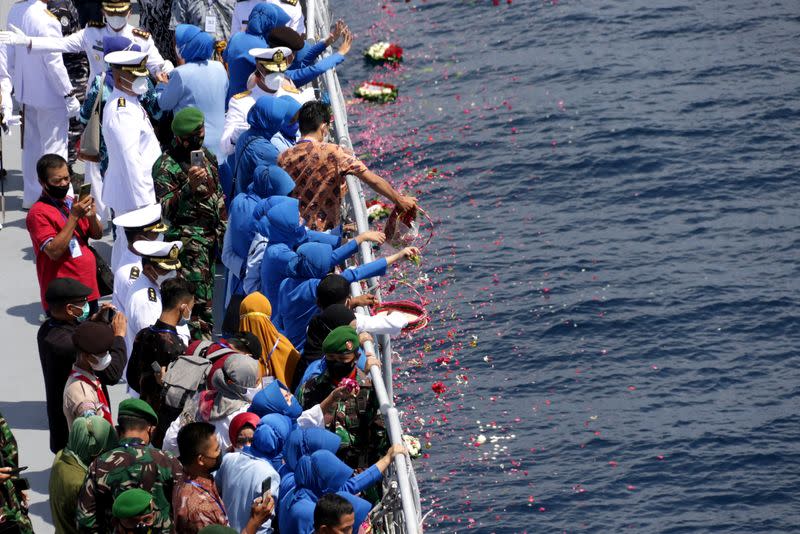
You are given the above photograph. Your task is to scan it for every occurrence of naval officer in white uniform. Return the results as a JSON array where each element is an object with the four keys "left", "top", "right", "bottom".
[
  {"left": 123, "top": 240, "right": 191, "bottom": 357},
  {"left": 220, "top": 46, "right": 312, "bottom": 156},
  {"left": 101, "top": 49, "right": 163, "bottom": 272},
  {"left": 14, "top": 0, "right": 79, "bottom": 208},
  {"left": 0, "top": 0, "right": 172, "bottom": 90},
  {"left": 110, "top": 204, "right": 168, "bottom": 315}
]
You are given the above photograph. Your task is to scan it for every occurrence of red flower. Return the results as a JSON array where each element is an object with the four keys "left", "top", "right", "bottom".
[
  {"left": 383, "top": 44, "right": 403, "bottom": 61},
  {"left": 431, "top": 381, "right": 447, "bottom": 395}
]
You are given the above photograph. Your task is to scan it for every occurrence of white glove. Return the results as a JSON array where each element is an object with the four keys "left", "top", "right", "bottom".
[
  {"left": 66, "top": 96, "right": 80, "bottom": 118},
  {"left": 161, "top": 60, "right": 174, "bottom": 74},
  {"left": 0, "top": 25, "right": 31, "bottom": 46},
  {"left": 3, "top": 114, "right": 20, "bottom": 127}
]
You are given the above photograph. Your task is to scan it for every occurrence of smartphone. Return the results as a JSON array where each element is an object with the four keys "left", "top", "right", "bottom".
[
  {"left": 261, "top": 476, "right": 272, "bottom": 501},
  {"left": 190, "top": 149, "right": 205, "bottom": 168},
  {"left": 78, "top": 182, "right": 92, "bottom": 202},
  {"left": 4, "top": 466, "right": 27, "bottom": 475},
  {"left": 151, "top": 361, "right": 162, "bottom": 374},
  {"left": 98, "top": 307, "right": 116, "bottom": 324}
]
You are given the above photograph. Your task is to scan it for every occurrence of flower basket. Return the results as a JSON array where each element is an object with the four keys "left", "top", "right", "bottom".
[
  {"left": 364, "top": 41, "right": 403, "bottom": 64},
  {"left": 354, "top": 81, "right": 398, "bottom": 103}
]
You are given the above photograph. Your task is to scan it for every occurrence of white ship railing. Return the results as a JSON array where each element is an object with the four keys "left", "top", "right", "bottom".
[{"left": 305, "top": 1, "right": 423, "bottom": 532}]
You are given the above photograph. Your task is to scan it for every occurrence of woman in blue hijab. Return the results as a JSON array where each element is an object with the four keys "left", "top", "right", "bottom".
[
  {"left": 157, "top": 24, "right": 229, "bottom": 161},
  {"left": 244, "top": 413, "right": 293, "bottom": 473}
]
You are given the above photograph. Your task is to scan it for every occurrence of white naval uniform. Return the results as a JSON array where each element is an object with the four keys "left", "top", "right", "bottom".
[
  {"left": 29, "top": 22, "right": 166, "bottom": 91},
  {"left": 231, "top": 0, "right": 304, "bottom": 37},
  {"left": 102, "top": 87, "right": 161, "bottom": 271},
  {"left": 19, "top": 1, "right": 72, "bottom": 208},
  {"left": 0, "top": 45, "right": 12, "bottom": 119},
  {"left": 220, "top": 81, "right": 311, "bottom": 156},
  {"left": 6, "top": 0, "right": 35, "bottom": 101},
  {"left": 111, "top": 246, "right": 142, "bottom": 315},
  {"left": 123, "top": 274, "right": 191, "bottom": 360}
]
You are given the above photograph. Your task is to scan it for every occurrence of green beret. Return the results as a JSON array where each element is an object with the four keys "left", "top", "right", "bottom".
[
  {"left": 322, "top": 325, "right": 360, "bottom": 355},
  {"left": 198, "top": 527, "right": 238, "bottom": 534},
  {"left": 117, "top": 398, "right": 158, "bottom": 425},
  {"left": 171, "top": 106, "right": 205, "bottom": 136},
  {"left": 112, "top": 488, "right": 152, "bottom": 519}
]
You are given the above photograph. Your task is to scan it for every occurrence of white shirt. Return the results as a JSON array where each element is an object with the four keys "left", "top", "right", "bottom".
[
  {"left": 231, "top": 0, "right": 305, "bottom": 37},
  {"left": 355, "top": 311, "right": 409, "bottom": 337},
  {"left": 220, "top": 83, "right": 267, "bottom": 156},
  {"left": 30, "top": 22, "right": 166, "bottom": 90},
  {"left": 18, "top": 0, "right": 73, "bottom": 107},
  {"left": 111, "top": 247, "right": 142, "bottom": 315},
  {"left": 123, "top": 273, "right": 190, "bottom": 357},
  {"left": 102, "top": 87, "right": 161, "bottom": 215},
  {"left": 0, "top": 45, "right": 12, "bottom": 117}
]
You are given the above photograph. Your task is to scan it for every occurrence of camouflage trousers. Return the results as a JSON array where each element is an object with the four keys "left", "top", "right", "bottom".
[
  {"left": 177, "top": 236, "right": 216, "bottom": 340},
  {"left": 65, "top": 52, "right": 88, "bottom": 167}
]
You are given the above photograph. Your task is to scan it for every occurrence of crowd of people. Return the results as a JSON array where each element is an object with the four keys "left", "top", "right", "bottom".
[{"left": 0, "top": 0, "right": 422, "bottom": 532}]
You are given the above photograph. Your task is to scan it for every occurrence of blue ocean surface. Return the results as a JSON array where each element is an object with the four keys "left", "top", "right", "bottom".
[{"left": 335, "top": 0, "right": 799, "bottom": 531}]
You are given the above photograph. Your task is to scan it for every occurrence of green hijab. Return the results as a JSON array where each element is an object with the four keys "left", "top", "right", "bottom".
[{"left": 65, "top": 416, "right": 119, "bottom": 470}]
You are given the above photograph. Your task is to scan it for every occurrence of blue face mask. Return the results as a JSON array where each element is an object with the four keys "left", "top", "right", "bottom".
[{"left": 72, "top": 302, "right": 90, "bottom": 322}]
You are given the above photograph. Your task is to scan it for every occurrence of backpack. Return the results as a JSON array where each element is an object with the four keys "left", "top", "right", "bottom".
[{"left": 160, "top": 341, "right": 238, "bottom": 412}]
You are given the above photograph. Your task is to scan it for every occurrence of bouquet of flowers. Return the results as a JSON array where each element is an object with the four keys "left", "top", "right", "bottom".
[
  {"left": 364, "top": 41, "right": 404, "bottom": 64},
  {"left": 354, "top": 81, "right": 398, "bottom": 103},
  {"left": 338, "top": 377, "right": 360, "bottom": 396},
  {"left": 366, "top": 199, "right": 392, "bottom": 221}
]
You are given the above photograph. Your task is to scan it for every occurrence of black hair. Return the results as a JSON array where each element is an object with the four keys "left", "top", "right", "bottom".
[
  {"left": 229, "top": 332, "right": 262, "bottom": 359},
  {"left": 316, "top": 274, "right": 350, "bottom": 309},
  {"left": 298, "top": 101, "right": 332, "bottom": 136},
  {"left": 160, "top": 277, "right": 195, "bottom": 310},
  {"left": 116, "top": 415, "right": 151, "bottom": 434},
  {"left": 177, "top": 421, "right": 216, "bottom": 465},
  {"left": 36, "top": 154, "right": 68, "bottom": 183},
  {"left": 313, "top": 493, "right": 354, "bottom": 529}
]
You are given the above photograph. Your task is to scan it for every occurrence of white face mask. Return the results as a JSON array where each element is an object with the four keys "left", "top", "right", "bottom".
[
  {"left": 156, "top": 270, "right": 178, "bottom": 286},
  {"left": 106, "top": 15, "right": 128, "bottom": 31},
  {"left": 90, "top": 352, "right": 112, "bottom": 371},
  {"left": 130, "top": 76, "right": 149, "bottom": 95},
  {"left": 264, "top": 73, "right": 283, "bottom": 92}
]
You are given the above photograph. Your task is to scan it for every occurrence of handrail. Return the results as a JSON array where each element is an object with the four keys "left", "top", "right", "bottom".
[{"left": 306, "top": 1, "right": 421, "bottom": 532}]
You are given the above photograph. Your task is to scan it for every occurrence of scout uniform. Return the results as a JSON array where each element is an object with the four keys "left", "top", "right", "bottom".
[
  {"left": 76, "top": 399, "right": 183, "bottom": 534},
  {"left": 152, "top": 107, "right": 228, "bottom": 339},
  {"left": 295, "top": 327, "right": 388, "bottom": 470},
  {"left": 18, "top": 0, "right": 74, "bottom": 208},
  {"left": 110, "top": 204, "right": 168, "bottom": 315},
  {"left": 24, "top": 0, "right": 168, "bottom": 90},
  {"left": 0, "top": 412, "right": 33, "bottom": 533},
  {"left": 102, "top": 49, "right": 162, "bottom": 271},
  {"left": 123, "top": 240, "right": 190, "bottom": 358},
  {"left": 220, "top": 46, "right": 311, "bottom": 156}
]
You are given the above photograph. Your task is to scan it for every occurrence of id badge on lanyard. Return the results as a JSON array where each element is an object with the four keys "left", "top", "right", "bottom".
[{"left": 204, "top": 0, "right": 217, "bottom": 35}]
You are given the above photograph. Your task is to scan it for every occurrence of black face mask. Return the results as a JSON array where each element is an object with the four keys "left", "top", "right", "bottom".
[
  {"left": 209, "top": 452, "right": 223, "bottom": 472},
  {"left": 182, "top": 134, "right": 205, "bottom": 152},
  {"left": 46, "top": 183, "right": 70, "bottom": 199},
  {"left": 326, "top": 358, "right": 356, "bottom": 382}
]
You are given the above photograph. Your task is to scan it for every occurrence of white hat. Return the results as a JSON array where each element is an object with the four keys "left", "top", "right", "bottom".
[
  {"left": 112, "top": 204, "right": 167, "bottom": 232},
  {"left": 249, "top": 47, "right": 291, "bottom": 72},
  {"left": 104, "top": 50, "right": 148, "bottom": 76},
  {"left": 132, "top": 240, "right": 183, "bottom": 270}
]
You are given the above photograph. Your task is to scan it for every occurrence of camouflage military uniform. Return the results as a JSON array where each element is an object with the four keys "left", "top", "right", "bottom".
[
  {"left": 76, "top": 437, "right": 183, "bottom": 533},
  {"left": 296, "top": 369, "right": 388, "bottom": 470},
  {"left": 47, "top": 0, "right": 89, "bottom": 167},
  {"left": 153, "top": 146, "right": 227, "bottom": 339},
  {"left": 0, "top": 412, "right": 33, "bottom": 533}
]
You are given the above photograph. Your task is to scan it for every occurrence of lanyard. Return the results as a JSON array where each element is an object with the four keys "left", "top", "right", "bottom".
[
  {"left": 70, "top": 370, "right": 113, "bottom": 425},
  {"left": 188, "top": 480, "right": 228, "bottom": 520},
  {"left": 148, "top": 326, "right": 177, "bottom": 335},
  {"left": 263, "top": 338, "right": 280, "bottom": 374}
]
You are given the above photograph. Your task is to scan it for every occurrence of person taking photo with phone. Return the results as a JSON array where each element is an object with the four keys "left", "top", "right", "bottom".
[
  {"left": 152, "top": 106, "right": 228, "bottom": 340},
  {"left": 26, "top": 153, "right": 103, "bottom": 314}
]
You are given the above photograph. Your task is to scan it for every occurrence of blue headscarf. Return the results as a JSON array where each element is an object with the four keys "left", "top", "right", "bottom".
[
  {"left": 248, "top": 380, "right": 303, "bottom": 420},
  {"left": 286, "top": 242, "right": 332, "bottom": 280},
  {"left": 103, "top": 37, "right": 139, "bottom": 87},
  {"left": 253, "top": 195, "right": 293, "bottom": 238},
  {"left": 283, "top": 427, "right": 341, "bottom": 472},
  {"left": 246, "top": 3, "right": 291, "bottom": 38},
  {"left": 250, "top": 164, "right": 295, "bottom": 198},
  {"left": 297, "top": 450, "right": 353, "bottom": 497},
  {"left": 247, "top": 95, "right": 291, "bottom": 137},
  {"left": 175, "top": 24, "right": 214, "bottom": 62},
  {"left": 338, "top": 492, "right": 372, "bottom": 534},
  {"left": 247, "top": 413, "right": 293, "bottom": 471},
  {"left": 277, "top": 95, "right": 302, "bottom": 141},
  {"left": 265, "top": 197, "right": 307, "bottom": 246}
]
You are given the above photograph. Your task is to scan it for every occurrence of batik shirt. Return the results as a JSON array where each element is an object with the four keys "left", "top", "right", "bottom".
[{"left": 173, "top": 475, "right": 230, "bottom": 533}]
